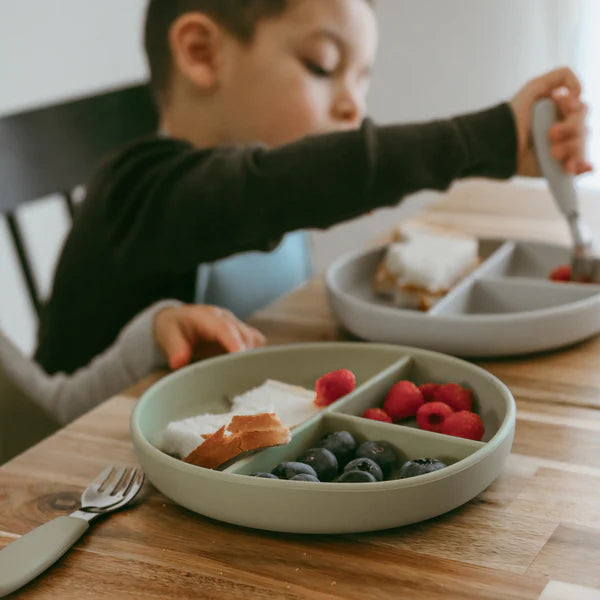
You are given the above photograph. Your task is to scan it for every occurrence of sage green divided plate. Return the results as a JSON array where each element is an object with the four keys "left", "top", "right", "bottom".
[
  {"left": 326, "top": 239, "right": 600, "bottom": 357},
  {"left": 130, "top": 342, "right": 515, "bottom": 534}
]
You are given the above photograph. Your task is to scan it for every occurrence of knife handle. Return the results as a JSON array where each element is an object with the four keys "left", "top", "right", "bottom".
[{"left": 0, "top": 516, "right": 89, "bottom": 597}]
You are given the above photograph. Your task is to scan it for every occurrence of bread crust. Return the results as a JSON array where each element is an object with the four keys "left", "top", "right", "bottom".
[{"left": 183, "top": 413, "right": 290, "bottom": 469}]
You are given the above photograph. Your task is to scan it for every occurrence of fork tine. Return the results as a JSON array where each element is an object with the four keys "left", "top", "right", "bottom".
[
  {"left": 103, "top": 469, "right": 144, "bottom": 510},
  {"left": 93, "top": 466, "right": 117, "bottom": 492},
  {"left": 134, "top": 469, "right": 145, "bottom": 492},
  {"left": 109, "top": 467, "right": 129, "bottom": 496},
  {"left": 128, "top": 469, "right": 145, "bottom": 499},
  {"left": 115, "top": 468, "right": 137, "bottom": 498},
  {"left": 121, "top": 468, "right": 139, "bottom": 496}
]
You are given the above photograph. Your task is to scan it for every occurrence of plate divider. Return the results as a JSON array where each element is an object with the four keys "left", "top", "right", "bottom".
[
  {"left": 322, "top": 412, "right": 486, "bottom": 475},
  {"left": 325, "top": 355, "right": 413, "bottom": 416},
  {"left": 428, "top": 240, "right": 516, "bottom": 315},
  {"left": 478, "top": 275, "right": 600, "bottom": 293},
  {"left": 222, "top": 356, "right": 415, "bottom": 476}
]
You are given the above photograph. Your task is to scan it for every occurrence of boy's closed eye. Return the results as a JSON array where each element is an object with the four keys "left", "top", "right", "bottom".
[
  {"left": 300, "top": 39, "right": 341, "bottom": 78},
  {"left": 303, "top": 59, "right": 335, "bottom": 78}
]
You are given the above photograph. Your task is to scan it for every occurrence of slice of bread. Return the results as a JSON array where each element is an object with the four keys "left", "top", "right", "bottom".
[
  {"left": 373, "top": 224, "right": 479, "bottom": 310},
  {"left": 183, "top": 413, "right": 290, "bottom": 469},
  {"left": 231, "top": 379, "right": 318, "bottom": 428},
  {"left": 162, "top": 379, "right": 317, "bottom": 459}
]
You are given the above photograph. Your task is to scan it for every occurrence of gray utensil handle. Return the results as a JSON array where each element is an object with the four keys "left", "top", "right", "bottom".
[
  {"left": 532, "top": 98, "right": 579, "bottom": 218},
  {"left": 0, "top": 516, "right": 89, "bottom": 597}
]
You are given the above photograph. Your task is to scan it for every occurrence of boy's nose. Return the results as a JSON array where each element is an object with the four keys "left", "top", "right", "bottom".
[{"left": 331, "top": 90, "right": 364, "bottom": 128}]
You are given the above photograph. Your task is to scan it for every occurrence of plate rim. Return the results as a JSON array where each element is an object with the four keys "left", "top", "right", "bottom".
[
  {"left": 130, "top": 341, "right": 516, "bottom": 492},
  {"left": 325, "top": 239, "right": 600, "bottom": 324}
]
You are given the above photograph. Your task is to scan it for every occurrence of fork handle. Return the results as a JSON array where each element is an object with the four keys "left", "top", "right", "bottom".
[
  {"left": 532, "top": 98, "right": 579, "bottom": 218},
  {"left": 0, "top": 516, "right": 88, "bottom": 597},
  {"left": 532, "top": 98, "right": 592, "bottom": 250}
]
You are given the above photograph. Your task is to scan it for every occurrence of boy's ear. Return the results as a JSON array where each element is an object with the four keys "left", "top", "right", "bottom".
[{"left": 169, "top": 13, "right": 224, "bottom": 91}]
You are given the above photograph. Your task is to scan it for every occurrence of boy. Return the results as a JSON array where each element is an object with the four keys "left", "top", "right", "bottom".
[
  {"left": 35, "top": 0, "right": 591, "bottom": 374},
  {"left": 1, "top": 300, "right": 265, "bottom": 461}
]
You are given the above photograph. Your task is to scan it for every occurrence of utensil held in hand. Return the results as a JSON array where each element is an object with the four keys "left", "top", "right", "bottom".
[{"left": 532, "top": 98, "right": 600, "bottom": 282}]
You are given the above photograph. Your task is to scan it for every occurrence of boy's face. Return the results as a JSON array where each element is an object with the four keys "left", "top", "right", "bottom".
[{"left": 217, "top": 0, "right": 377, "bottom": 147}]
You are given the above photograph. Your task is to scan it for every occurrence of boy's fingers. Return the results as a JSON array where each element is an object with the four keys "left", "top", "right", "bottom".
[
  {"left": 532, "top": 67, "right": 582, "bottom": 99},
  {"left": 552, "top": 88, "right": 582, "bottom": 113},
  {"left": 159, "top": 322, "right": 193, "bottom": 370},
  {"left": 574, "top": 159, "right": 594, "bottom": 175},
  {"left": 222, "top": 320, "right": 265, "bottom": 352},
  {"left": 213, "top": 308, "right": 266, "bottom": 350},
  {"left": 177, "top": 305, "right": 264, "bottom": 357},
  {"left": 202, "top": 314, "right": 247, "bottom": 353},
  {"left": 549, "top": 117, "right": 587, "bottom": 143},
  {"left": 237, "top": 321, "right": 267, "bottom": 348},
  {"left": 175, "top": 306, "right": 243, "bottom": 355},
  {"left": 551, "top": 138, "right": 585, "bottom": 162}
]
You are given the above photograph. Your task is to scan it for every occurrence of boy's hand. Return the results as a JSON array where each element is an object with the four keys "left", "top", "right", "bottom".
[
  {"left": 510, "top": 67, "right": 593, "bottom": 177},
  {"left": 154, "top": 304, "right": 267, "bottom": 370}
]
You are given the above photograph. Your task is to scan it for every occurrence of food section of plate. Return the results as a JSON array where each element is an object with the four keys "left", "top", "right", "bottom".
[
  {"left": 326, "top": 225, "right": 600, "bottom": 356},
  {"left": 131, "top": 343, "right": 515, "bottom": 533}
]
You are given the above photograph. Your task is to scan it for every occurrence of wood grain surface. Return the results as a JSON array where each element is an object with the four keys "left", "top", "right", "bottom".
[{"left": 2, "top": 180, "right": 600, "bottom": 599}]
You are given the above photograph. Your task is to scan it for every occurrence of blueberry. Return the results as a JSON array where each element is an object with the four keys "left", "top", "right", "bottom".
[
  {"left": 336, "top": 470, "right": 377, "bottom": 483},
  {"left": 272, "top": 461, "right": 318, "bottom": 480},
  {"left": 317, "top": 431, "right": 358, "bottom": 466},
  {"left": 249, "top": 472, "right": 278, "bottom": 479},
  {"left": 290, "top": 473, "right": 320, "bottom": 482},
  {"left": 398, "top": 458, "right": 446, "bottom": 479},
  {"left": 296, "top": 448, "right": 338, "bottom": 481},
  {"left": 343, "top": 457, "right": 383, "bottom": 481},
  {"left": 355, "top": 440, "right": 398, "bottom": 477}
]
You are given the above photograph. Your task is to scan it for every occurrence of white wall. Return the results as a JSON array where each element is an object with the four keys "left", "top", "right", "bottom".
[
  {"left": 0, "top": 0, "right": 594, "bottom": 354},
  {"left": 0, "top": 0, "right": 148, "bottom": 117},
  {"left": 369, "top": 0, "right": 582, "bottom": 123}
]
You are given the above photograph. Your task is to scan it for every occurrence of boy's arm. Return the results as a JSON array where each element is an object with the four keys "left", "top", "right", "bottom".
[
  {"left": 0, "top": 301, "right": 178, "bottom": 425},
  {"left": 104, "top": 103, "right": 515, "bottom": 278}
]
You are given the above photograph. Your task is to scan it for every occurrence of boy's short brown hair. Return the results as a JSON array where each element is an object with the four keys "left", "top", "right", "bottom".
[
  {"left": 144, "top": 0, "right": 374, "bottom": 103},
  {"left": 144, "top": 0, "right": 288, "bottom": 101}
]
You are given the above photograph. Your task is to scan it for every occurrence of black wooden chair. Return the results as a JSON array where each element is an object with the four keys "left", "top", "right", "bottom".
[
  {"left": 0, "top": 84, "right": 158, "bottom": 315},
  {"left": 1, "top": 81, "right": 312, "bottom": 330}
]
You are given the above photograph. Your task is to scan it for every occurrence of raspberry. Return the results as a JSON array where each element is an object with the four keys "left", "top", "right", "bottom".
[
  {"left": 314, "top": 369, "right": 356, "bottom": 407},
  {"left": 362, "top": 408, "right": 393, "bottom": 423},
  {"left": 418, "top": 383, "right": 441, "bottom": 403},
  {"left": 441, "top": 411, "right": 485, "bottom": 441},
  {"left": 549, "top": 264, "right": 571, "bottom": 282},
  {"left": 383, "top": 381, "right": 424, "bottom": 420},
  {"left": 416, "top": 402, "right": 453, "bottom": 433},
  {"left": 433, "top": 383, "right": 473, "bottom": 412}
]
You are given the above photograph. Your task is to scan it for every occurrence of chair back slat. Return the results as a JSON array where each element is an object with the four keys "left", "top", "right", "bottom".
[
  {"left": 5, "top": 213, "right": 42, "bottom": 315},
  {"left": 61, "top": 191, "right": 77, "bottom": 221},
  {"left": 0, "top": 84, "right": 158, "bottom": 213},
  {"left": 1, "top": 84, "right": 158, "bottom": 317}
]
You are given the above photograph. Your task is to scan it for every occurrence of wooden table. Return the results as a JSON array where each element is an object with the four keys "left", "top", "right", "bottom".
[{"left": 2, "top": 181, "right": 600, "bottom": 599}]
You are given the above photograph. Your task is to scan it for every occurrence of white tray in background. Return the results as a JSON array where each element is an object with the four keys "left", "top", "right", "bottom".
[{"left": 325, "top": 239, "right": 600, "bottom": 357}]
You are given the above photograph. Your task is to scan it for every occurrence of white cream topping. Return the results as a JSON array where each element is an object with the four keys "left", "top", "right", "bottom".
[{"left": 384, "top": 227, "right": 478, "bottom": 292}]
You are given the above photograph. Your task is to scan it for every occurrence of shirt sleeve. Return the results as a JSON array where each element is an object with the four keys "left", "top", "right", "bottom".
[
  {"left": 0, "top": 300, "right": 180, "bottom": 425},
  {"left": 100, "top": 103, "right": 517, "bottom": 280}
]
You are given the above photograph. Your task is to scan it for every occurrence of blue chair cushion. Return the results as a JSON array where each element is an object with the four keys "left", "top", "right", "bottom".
[{"left": 195, "top": 231, "right": 311, "bottom": 319}]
